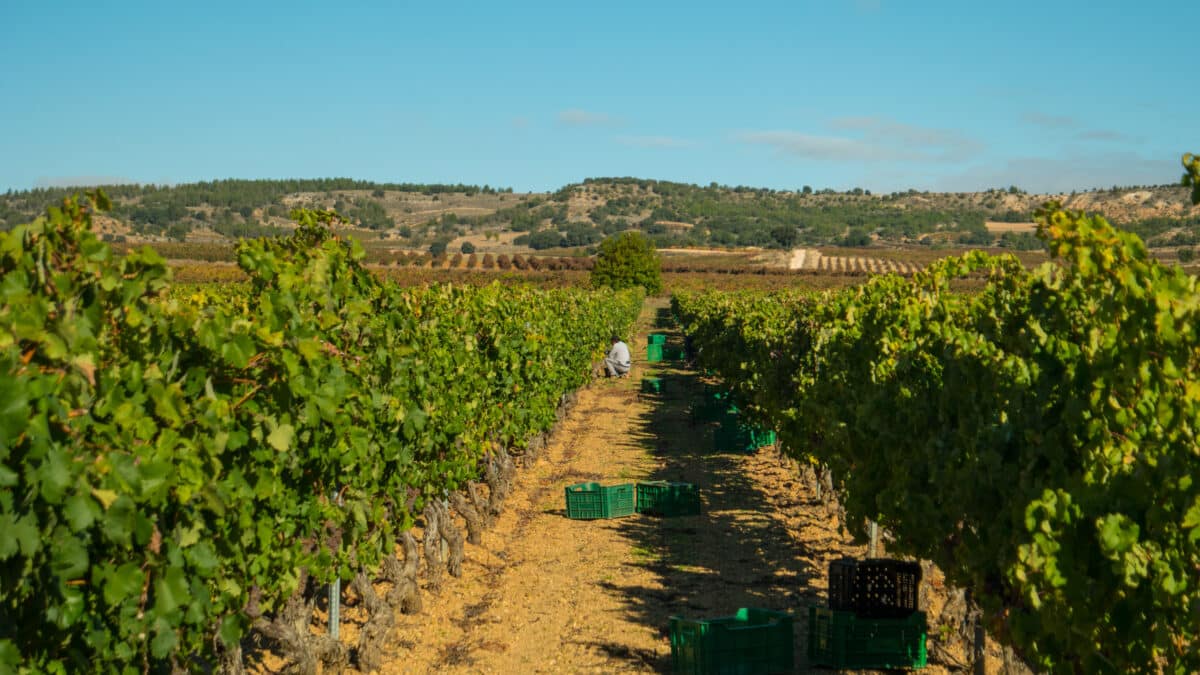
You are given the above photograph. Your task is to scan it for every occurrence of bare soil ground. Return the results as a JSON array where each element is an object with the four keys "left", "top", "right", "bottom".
[
  {"left": 244, "top": 300, "right": 1031, "bottom": 674},
  {"left": 984, "top": 221, "right": 1038, "bottom": 234}
]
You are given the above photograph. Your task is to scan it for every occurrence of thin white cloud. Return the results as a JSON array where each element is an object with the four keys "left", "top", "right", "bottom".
[
  {"left": 35, "top": 175, "right": 139, "bottom": 188},
  {"left": 736, "top": 131, "right": 888, "bottom": 161},
  {"left": 614, "top": 135, "right": 696, "bottom": 149},
  {"left": 828, "top": 116, "right": 983, "bottom": 161},
  {"left": 1023, "top": 113, "right": 1138, "bottom": 143},
  {"left": 935, "top": 151, "right": 1173, "bottom": 193},
  {"left": 854, "top": 0, "right": 882, "bottom": 12},
  {"left": 1022, "top": 112, "right": 1080, "bottom": 129},
  {"left": 511, "top": 116, "right": 531, "bottom": 129},
  {"left": 558, "top": 108, "right": 620, "bottom": 127},
  {"left": 1075, "top": 129, "right": 1132, "bottom": 142},
  {"left": 736, "top": 117, "right": 982, "bottom": 163}
]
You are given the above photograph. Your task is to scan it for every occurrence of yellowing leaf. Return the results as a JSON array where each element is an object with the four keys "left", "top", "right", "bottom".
[
  {"left": 91, "top": 488, "right": 119, "bottom": 510},
  {"left": 267, "top": 424, "right": 295, "bottom": 452}
]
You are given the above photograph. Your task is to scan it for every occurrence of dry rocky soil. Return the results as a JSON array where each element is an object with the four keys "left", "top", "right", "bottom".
[{"left": 251, "top": 300, "right": 1032, "bottom": 674}]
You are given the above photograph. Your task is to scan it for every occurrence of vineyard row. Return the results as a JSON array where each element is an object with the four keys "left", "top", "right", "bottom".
[
  {"left": 0, "top": 197, "right": 642, "bottom": 672},
  {"left": 674, "top": 204, "right": 1200, "bottom": 674}
]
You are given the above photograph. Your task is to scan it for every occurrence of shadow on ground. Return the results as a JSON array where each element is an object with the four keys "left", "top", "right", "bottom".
[{"left": 579, "top": 302, "right": 832, "bottom": 673}]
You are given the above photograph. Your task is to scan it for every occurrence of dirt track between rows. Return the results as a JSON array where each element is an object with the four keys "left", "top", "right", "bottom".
[{"left": 278, "top": 299, "right": 1024, "bottom": 674}]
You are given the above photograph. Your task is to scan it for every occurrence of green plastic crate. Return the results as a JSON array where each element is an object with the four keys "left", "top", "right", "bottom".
[
  {"left": 713, "top": 422, "right": 774, "bottom": 453},
  {"left": 749, "top": 428, "right": 776, "bottom": 448},
  {"left": 693, "top": 389, "right": 736, "bottom": 423},
  {"left": 670, "top": 607, "right": 794, "bottom": 675},
  {"left": 647, "top": 343, "right": 664, "bottom": 362},
  {"left": 648, "top": 333, "right": 668, "bottom": 345},
  {"left": 807, "top": 607, "right": 927, "bottom": 670},
  {"left": 636, "top": 481, "right": 701, "bottom": 516},
  {"left": 641, "top": 377, "right": 663, "bottom": 394},
  {"left": 692, "top": 402, "right": 737, "bottom": 425},
  {"left": 564, "top": 482, "right": 636, "bottom": 519}
]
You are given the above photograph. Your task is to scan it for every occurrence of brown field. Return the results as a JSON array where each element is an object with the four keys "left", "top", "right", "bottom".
[{"left": 985, "top": 221, "right": 1038, "bottom": 233}]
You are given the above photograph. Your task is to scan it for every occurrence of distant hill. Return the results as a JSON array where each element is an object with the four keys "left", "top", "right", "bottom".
[{"left": 3, "top": 177, "right": 1197, "bottom": 253}]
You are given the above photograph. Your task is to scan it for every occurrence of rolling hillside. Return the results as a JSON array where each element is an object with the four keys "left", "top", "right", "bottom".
[{"left": 3, "top": 178, "right": 1198, "bottom": 257}]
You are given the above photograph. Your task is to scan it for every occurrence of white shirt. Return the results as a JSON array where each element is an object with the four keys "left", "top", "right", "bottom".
[{"left": 608, "top": 341, "right": 631, "bottom": 367}]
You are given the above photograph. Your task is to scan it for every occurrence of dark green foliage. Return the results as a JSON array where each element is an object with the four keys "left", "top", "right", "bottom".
[
  {"left": 344, "top": 198, "right": 393, "bottom": 230},
  {"left": 770, "top": 226, "right": 798, "bottom": 248},
  {"left": 676, "top": 204, "right": 1200, "bottom": 673},
  {"left": 460, "top": 241, "right": 475, "bottom": 254},
  {"left": 840, "top": 228, "right": 872, "bottom": 247},
  {"left": 956, "top": 230, "right": 994, "bottom": 246},
  {"left": 591, "top": 231, "right": 662, "bottom": 294},
  {"left": 998, "top": 231, "right": 1044, "bottom": 250},
  {"left": 1183, "top": 153, "right": 1200, "bottom": 204},
  {"left": 0, "top": 194, "right": 641, "bottom": 671},
  {"left": 0, "top": 179, "right": 504, "bottom": 234}
]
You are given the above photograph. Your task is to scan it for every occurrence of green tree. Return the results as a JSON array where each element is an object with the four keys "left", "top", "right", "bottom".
[
  {"left": 770, "top": 225, "right": 798, "bottom": 248},
  {"left": 590, "top": 231, "right": 662, "bottom": 294},
  {"left": 1183, "top": 153, "right": 1200, "bottom": 204},
  {"left": 460, "top": 240, "right": 476, "bottom": 254},
  {"left": 428, "top": 239, "right": 448, "bottom": 256}
]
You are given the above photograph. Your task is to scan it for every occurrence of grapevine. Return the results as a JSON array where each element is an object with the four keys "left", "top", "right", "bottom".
[
  {"left": 675, "top": 204, "right": 1200, "bottom": 673},
  {"left": 0, "top": 194, "right": 641, "bottom": 672}
]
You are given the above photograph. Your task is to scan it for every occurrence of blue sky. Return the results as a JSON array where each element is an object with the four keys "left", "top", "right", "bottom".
[{"left": 2, "top": 1, "right": 1195, "bottom": 194}]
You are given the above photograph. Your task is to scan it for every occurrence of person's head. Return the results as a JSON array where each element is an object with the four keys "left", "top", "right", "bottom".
[{"left": 610, "top": 335, "right": 620, "bottom": 344}]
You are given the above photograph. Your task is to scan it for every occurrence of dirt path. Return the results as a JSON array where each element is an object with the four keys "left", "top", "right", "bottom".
[
  {"left": 375, "top": 299, "right": 824, "bottom": 672},
  {"left": 312, "top": 299, "right": 1024, "bottom": 674},
  {"left": 787, "top": 248, "right": 820, "bottom": 270}
]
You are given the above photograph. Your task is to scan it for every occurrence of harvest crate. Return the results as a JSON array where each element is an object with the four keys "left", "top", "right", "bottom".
[
  {"left": 808, "top": 607, "right": 927, "bottom": 670},
  {"left": 748, "top": 428, "right": 776, "bottom": 449},
  {"left": 692, "top": 402, "right": 737, "bottom": 425},
  {"left": 828, "top": 558, "right": 921, "bottom": 618},
  {"left": 648, "top": 333, "right": 668, "bottom": 345},
  {"left": 692, "top": 389, "right": 736, "bottom": 423},
  {"left": 641, "top": 377, "right": 663, "bottom": 394},
  {"left": 636, "top": 481, "right": 701, "bottom": 517},
  {"left": 564, "top": 482, "right": 635, "bottom": 519},
  {"left": 714, "top": 421, "right": 775, "bottom": 453},
  {"left": 647, "top": 343, "right": 664, "bottom": 362},
  {"left": 670, "top": 607, "right": 794, "bottom": 674},
  {"left": 828, "top": 558, "right": 858, "bottom": 613}
]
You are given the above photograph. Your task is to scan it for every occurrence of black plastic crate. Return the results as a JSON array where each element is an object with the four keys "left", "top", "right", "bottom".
[
  {"left": 828, "top": 558, "right": 921, "bottom": 619},
  {"left": 828, "top": 558, "right": 859, "bottom": 612}
]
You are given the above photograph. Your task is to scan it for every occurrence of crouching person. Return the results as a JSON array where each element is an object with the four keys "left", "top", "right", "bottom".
[{"left": 605, "top": 335, "right": 631, "bottom": 378}]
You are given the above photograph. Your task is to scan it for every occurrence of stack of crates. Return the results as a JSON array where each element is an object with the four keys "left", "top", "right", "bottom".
[
  {"left": 647, "top": 343, "right": 664, "bottom": 362},
  {"left": 808, "top": 558, "right": 927, "bottom": 669}
]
